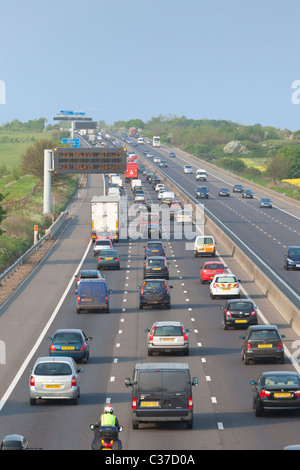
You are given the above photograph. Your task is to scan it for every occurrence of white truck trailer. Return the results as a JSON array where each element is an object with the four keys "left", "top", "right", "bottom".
[{"left": 91, "top": 196, "right": 120, "bottom": 242}]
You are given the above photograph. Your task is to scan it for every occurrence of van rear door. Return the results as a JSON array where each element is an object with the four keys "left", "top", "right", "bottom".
[{"left": 162, "top": 371, "right": 189, "bottom": 414}]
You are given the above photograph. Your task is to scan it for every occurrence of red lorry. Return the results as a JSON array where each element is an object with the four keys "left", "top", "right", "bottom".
[{"left": 125, "top": 162, "right": 138, "bottom": 183}]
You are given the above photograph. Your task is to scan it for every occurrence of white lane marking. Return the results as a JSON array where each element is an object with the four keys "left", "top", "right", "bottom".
[{"left": 0, "top": 238, "right": 92, "bottom": 412}]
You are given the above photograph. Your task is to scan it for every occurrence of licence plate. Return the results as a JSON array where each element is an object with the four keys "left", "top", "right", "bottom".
[
  {"left": 258, "top": 344, "right": 272, "bottom": 348},
  {"left": 274, "top": 393, "right": 291, "bottom": 398},
  {"left": 141, "top": 401, "right": 159, "bottom": 407},
  {"left": 45, "top": 384, "right": 61, "bottom": 389},
  {"left": 152, "top": 250, "right": 158, "bottom": 252},
  {"left": 222, "top": 288, "right": 231, "bottom": 290},
  {"left": 153, "top": 267, "right": 161, "bottom": 270},
  {"left": 105, "top": 258, "right": 113, "bottom": 260},
  {"left": 162, "top": 338, "right": 174, "bottom": 341},
  {"left": 61, "top": 346, "right": 75, "bottom": 350},
  {"left": 235, "top": 320, "right": 247, "bottom": 323}
]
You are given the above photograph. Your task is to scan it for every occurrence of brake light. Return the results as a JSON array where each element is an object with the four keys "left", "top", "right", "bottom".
[
  {"left": 294, "top": 391, "right": 300, "bottom": 397},
  {"left": 149, "top": 326, "right": 155, "bottom": 341},
  {"left": 259, "top": 389, "right": 271, "bottom": 398},
  {"left": 71, "top": 376, "right": 77, "bottom": 387},
  {"left": 115, "top": 257, "right": 119, "bottom": 261},
  {"left": 181, "top": 326, "right": 188, "bottom": 341},
  {"left": 105, "top": 295, "right": 108, "bottom": 302},
  {"left": 246, "top": 341, "right": 252, "bottom": 351},
  {"left": 50, "top": 343, "right": 56, "bottom": 351},
  {"left": 97, "top": 257, "right": 102, "bottom": 261},
  {"left": 132, "top": 398, "right": 137, "bottom": 410},
  {"left": 140, "top": 284, "right": 145, "bottom": 295},
  {"left": 250, "top": 310, "right": 257, "bottom": 316},
  {"left": 165, "top": 283, "right": 170, "bottom": 295},
  {"left": 164, "top": 259, "right": 167, "bottom": 268},
  {"left": 77, "top": 276, "right": 81, "bottom": 282},
  {"left": 30, "top": 376, "right": 35, "bottom": 386},
  {"left": 101, "top": 439, "right": 113, "bottom": 448},
  {"left": 77, "top": 295, "right": 80, "bottom": 303},
  {"left": 225, "top": 310, "right": 231, "bottom": 317},
  {"left": 80, "top": 344, "right": 86, "bottom": 351},
  {"left": 277, "top": 341, "right": 283, "bottom": 350},
  {"left": 188, "top": 397, "right": 193, "bottom": 410}
]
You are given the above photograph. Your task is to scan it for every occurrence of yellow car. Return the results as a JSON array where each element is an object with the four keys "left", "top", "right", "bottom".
[{"left": 193, "top": 235, "right": 216, "bottom": 257}]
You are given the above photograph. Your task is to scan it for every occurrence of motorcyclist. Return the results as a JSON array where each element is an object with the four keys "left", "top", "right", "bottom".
[{"left": 98, "top": 404, "right": 121, "bottom": 431}]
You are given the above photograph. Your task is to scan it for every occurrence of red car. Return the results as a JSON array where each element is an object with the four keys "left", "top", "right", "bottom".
[{"left": 200, "top": 261, "right": 227, "bottom": 284}]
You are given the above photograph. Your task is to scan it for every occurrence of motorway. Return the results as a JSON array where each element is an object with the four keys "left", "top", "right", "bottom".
[{"left": 0, "top": 139, "right": 300, "bottom": 451}]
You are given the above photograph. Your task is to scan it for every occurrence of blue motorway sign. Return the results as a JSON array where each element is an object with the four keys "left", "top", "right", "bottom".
[{"left": 61, "top": 138, "right": 80, "bottom": 148}]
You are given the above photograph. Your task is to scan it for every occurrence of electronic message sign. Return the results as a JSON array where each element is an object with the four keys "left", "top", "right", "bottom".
[{"left": 53, "top": 147, "right": 127, "bottom": 174}]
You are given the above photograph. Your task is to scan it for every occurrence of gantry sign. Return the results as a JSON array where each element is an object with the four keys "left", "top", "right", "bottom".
[{"left": 53, "top": 147, "right": 127, "bottom": 174}]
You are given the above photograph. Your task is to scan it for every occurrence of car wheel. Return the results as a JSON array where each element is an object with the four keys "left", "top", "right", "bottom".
[
  {"left": 243, "top": 354, "right": 250, "bottom": 365},
  {"left": 30, "top": 398, "right": 36, "bottom": 406},
  {"left": 210, "top": 293, "right": 215, "bottom": 299},
  {"left": 166, "top": 303, "right": 171, "bottom": 309},
  {"left": 186, "top": 419, "right": 193, "bottom": 429},
  {"left": 72, "top": 397, "right": 78, "bottom": 405},
  {"left": 148, "top": 349, "right": 153, "bottom": 356},
  {"left": 222, "top": 319, "right": 228, "bottom": 330},
  {"left": 132, "top": 420, "right": 138, "bottom": 430},
  {"left": 139, "top": 303, "right": 144, "bottom": 309},
  {"left": 255, "top": 401, "right": 263, "bottom": 417}
]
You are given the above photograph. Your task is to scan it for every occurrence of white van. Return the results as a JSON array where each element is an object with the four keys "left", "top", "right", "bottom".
[
  {"left": 196, "top": 169, "right": 207, "bottom": 181},
  {"left": 108, "top": 187, "right": 120, "bottom": 197},
  {"left": 131, "top": 179, "right": 142, "bottom": 190},
  {"left": 138, "top": 137, "right": 144, "bottom": 144}
]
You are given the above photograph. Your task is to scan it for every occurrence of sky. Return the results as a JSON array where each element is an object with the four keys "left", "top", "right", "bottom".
[{"left": 0, "top": 0, "right": 300, "bottom": 130}]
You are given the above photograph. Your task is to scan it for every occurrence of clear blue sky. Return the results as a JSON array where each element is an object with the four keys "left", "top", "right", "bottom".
[{"left": 0, "top": 0, "right": 300, "bottom": 130}]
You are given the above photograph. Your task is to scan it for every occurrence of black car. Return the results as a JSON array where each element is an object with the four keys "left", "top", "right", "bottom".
[
  {"left": 233, "top": 184, "right": 244, "bottom": 192},
  {"left": 196, "top": 186, "right": 209, "bottom": 199},
  {"left": 284, "top": 246, "right": 300, "bottom": 270},
  {"left": 221, "top": 299, "right": 258, "bottom": 330},
  {"left": 143, "top": 256, "right": 169, "bottom": 279},
  {"left": 250, "top": 371, "right": 300, "bottom": 417},
  {"left": 242, "top": 189, "right": 254, "bottom": 198},
  {"left": 240, "top": 325, "right": 285, "bottom": 365},
  {"left": 138, "top": 279, "right": 173, "bottom": 309},
  {"left": 151, "top": 178, "right": 161, "bottom": 189},
  {"left": 218, "top": 187, "right": 230, "bottom": 197}
]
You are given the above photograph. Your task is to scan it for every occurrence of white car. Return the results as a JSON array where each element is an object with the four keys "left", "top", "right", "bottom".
[
  {"left": 175, "top": 210, "right": 193, "bottom": 224},
  {"left": 184, "top": 165, "right": 193, "bottom": 174},
  {"left": 153, "top": 156, "right": 161, "bottom": 163},
  {"left": 209, "top": 274, "right": 241, "bottom": 299},
  {"left": 158, "top": 188, "right": 168, "bottom": 199}
]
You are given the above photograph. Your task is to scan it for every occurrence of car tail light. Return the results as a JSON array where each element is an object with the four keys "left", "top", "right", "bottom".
[
  {"left": 165, "top": 283, "right": 170, "bottom": 295},
  {"left": 115, "top": 257, "right": 119, "bottom": 261},
  {"left": 246, "top": 341, "right": 252, "bottom": 351},
  {"left": 97, "top": 257, "right": 102, "bottom": 261},
  {"left": 164, "top": 259, "right": 167, "bottom": 268},
  {"left": 225, "top": 310, "right": 231, "bottom": 317},
  {"left": 77, "top": 295, "right": 80, "bottom": 303},
  {"left": 259, "top": 389, "right": 271, "bottom": 398},
  {"left": 71, "top": 376, "right": 77, "bottom": 387},
  {"left": 140, "top": 284, "right": 145, "bottom": 295},
  {"left": 250, "top": 310, "right": 257, "bottom": 316},
  {"left": 149, "top": 326, "right": 155, "bottom": 341},
  {"left": 294, "top": 391, "right": 300, "bottom": 397},
  {"left": 80, "top": 344, "right": 86, "bottom": 351},
  {"left": 77, "top": 276, "right": 81, "bottom": 282},
  {"left": 132, "top": 398, "right": 137, "bottom": 410},
  {"left": 30, "top": 376, "right": 35, "bottom": 386},
  {"left": 50, "top": 343, "right": 56, "bottom": 351},
  {"left": 188, "top": 397, "right": 193, "bottom": 410},
  {"left": 181, "top": 326, "right": 188, "bottom": 341},
  {"left": 277, "top": 341, "right": 283, "bottom": 350},
  {"left": 105, "top": 295, "right": 108, "bottom": 302}
]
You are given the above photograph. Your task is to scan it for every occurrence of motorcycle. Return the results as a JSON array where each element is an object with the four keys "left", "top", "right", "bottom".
[{"left": 90, "top": 424, "right": 123, "bottom": 450}]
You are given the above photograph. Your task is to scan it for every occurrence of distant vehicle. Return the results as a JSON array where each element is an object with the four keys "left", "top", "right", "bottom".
[
  {"left": 284, "top": 246, "right": 300, "bottom": 270},
  {"left": 138, "top": 137, "right": 144, "bottom": 144},
  {"left": 184, "top": 165, "right": 193, "bottom": 174},
  {"left": 242, "top": 189, "right": 254, "bottom": 199},
  {"left": 97, "top": 249, "right": 120, "bottom": 270},
  {"left": 152, "top": 136, "right": 160, "bottom": 147},
  {"left": 200, "top": 261, "right": 227, "bottom": 284},
  {"left": 91, "top": 195, "right": 120, "bottom": 242},
  {"left": 143, "top": 256, "right": 169, "bottom": 279},
  {"left": 233, "top": 184, "right": 244, "bottom": 192},
  {"left": 240, "top": 325, "right": 285, "bottom": 365},
  {"left": 48, "top": 329, "right": 92, "bottom": 363},
  {"left": 77, "top": 280, "right": 111, "bottom": 313},
  {"left": 218, "top": 187, "right": 230, "bottom": 197},
  {"left": 145, "top": 321, "right": 191, "bottom": 356},
  {"left": 153, "top": 156, "right": 161, "bottom": 163},
  {"left": 196, "top": 169, "right": 207, "bottom": 181},
  {"left": 144, "top": 241, "right": 165, "bottom": 258},
  {"left": 0, "top": 434, "right": 29, "bottom": 450},
  {"left": 169, "top": 152, "right": 175, "bottom": 157},
  {"left": 221, "top": 299, "right": 258, "bottom": 330},
  {"left": 93, "top": 238, "right": 113, "bottom": 257},
  {"left": 75, "top": 269, "right": 105, "bottom": 294},
  {"left": 29, "top": 356, "right": 84, "bottom": 405},
  {"left": 138, "top": 278, "right": 173, "bottom": 309},
  {"left": 175, "top": 210, "right": 193, "bottom": 224},
  {"left": 159, "top": 160, "right": 168, "bottom": 167},
  {"left": 209, "top": 274, "right": 241, "bottom": 299},
  {"left": 196, "top": 186, "right": 209, "bottom": 199},
  {"left": 194, "top": 235, "right": 216, "bottom": 257},
  {"left": 259, "top": 198, "right": 272, "bottom": 208}
]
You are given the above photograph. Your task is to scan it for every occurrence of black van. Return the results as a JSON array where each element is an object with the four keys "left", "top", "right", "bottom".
[
  {"left": 125, "top": 363, "right": 198, "bottom": 429},
  {"left": 76, "top": 280, "right": 111, "bottom": 313}
]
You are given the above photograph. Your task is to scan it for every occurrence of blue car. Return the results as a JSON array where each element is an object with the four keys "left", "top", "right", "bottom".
[
  {"left": 144, "top": 241, "right": 165, "bottom": 259},
  {"left": 284, "top": 246, "right": 300, "bottom": 270},
  {"left": 48, "top": 329, "right": 92, "bottom": 363},
  {"left": 259, "top": 198, "right": 272, "bottom": 208}
]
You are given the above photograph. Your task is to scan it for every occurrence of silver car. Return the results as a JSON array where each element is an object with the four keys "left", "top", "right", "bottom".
[
  {"left": 29, "top": 356, "right": 84, "bottom": 405},
  {"left": 145, "top": 321, "right": 191, "bottom": 356}
]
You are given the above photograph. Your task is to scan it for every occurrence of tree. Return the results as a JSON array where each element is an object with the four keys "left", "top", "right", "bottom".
[
  {"left": 266, "top": 153, "right": 292, "bottom": 184},
  {"left": 0, "top": 193, "right": 7, "bottom": 236}
]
